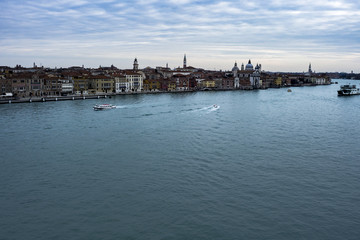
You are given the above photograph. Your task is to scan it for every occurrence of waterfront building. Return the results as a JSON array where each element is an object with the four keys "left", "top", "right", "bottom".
[
  {"left": 222, "top": 73, "right": 235, "bottom": 89},
  {"left": 0, "top": 59, "right": 333, "bottom": 101},
  {"left": 43, "top": 75, "right": 62, "bottom": 96},
  {"left": 61, "top": 79, "right": 74, "bottom": 95},
  {"left": 1, "top": 75, "right": 13, "bottom": 95},
  {"left": 114, "top": 74, "right": 127, "bottom": 93},
  {"left": 167, "top": 79, "right": 177, "bottom": 91},
  {"left": 172, "top": 74, "right": 189, "bottom": 91},
  {"left": 88, "top": 75, "right": 115, "bottom": 94},
  {"left": 124, "top": 71, "right": 143, "bottom": 92},
  {"left": 199, "top": 79, "right": 216, "bottom": 89},
  {"left": 274, "top": 76, "right": 282, "bottom": 87},
  {"left": 9, "top": 73, "right": 30, "bottom": 97},
  {"left": 142, "top": 67, "right": 164, "bottom": 91},
  {"left": 144, "top": 79, "right": 161, "bottom": 91},
  {"left": 158, "top": 78, "right": 169, "bottom": 91},
  {"left": 232, "top": 62, "right": 240, "bottom": 88},
  {"left": 72, "top": 75, "right": 89, "bottom": 95},
  {"left": 29, "top": 74, "right": 44, "bottom": 97},
  {"left": 142, "top": 69, "right": 163, "bottom": 91},
  {"left": 252, "top": 64, "right": 262, "bottom": 88}
]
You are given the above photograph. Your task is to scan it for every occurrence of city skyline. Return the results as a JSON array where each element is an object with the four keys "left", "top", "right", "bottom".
[{"left": 1, "top": 0, "right": 359, "bottom": 72}]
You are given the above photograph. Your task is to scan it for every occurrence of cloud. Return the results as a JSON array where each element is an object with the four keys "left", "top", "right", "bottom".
[
  {"left": 0, "top": 0, "right": 359, "bottom": 72},
  {"left": 168, "top": 0, "right": 193, "bottom": 5}
]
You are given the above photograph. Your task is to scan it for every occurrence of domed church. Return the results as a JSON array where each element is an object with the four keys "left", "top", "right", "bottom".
[
  {"left": 232, "top": 59, "right": 262, "bottom": 89},
  {"left": 245, "top": 59, "right": 253, "bottom": 71}
]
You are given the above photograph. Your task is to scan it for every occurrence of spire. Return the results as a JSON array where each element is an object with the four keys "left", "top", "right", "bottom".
[
  {"left": 308, "top": 63, "right": 312, "bottom": 74},
  {"left": 183, "top": 54, "right": 187, "bottom": 68}
]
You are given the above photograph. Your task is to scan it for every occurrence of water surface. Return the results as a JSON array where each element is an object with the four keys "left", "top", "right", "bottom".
[{"left": 1, "top": 80, "right": 360, "bottom": 239}]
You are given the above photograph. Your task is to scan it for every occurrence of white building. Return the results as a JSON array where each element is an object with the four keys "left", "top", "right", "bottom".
[
  {"left": 123, "top": 71, "right": 143, "bottom": 92},
  {"left": 115, "top": 74, "right": 127, "bottom": 93},
  {"left": 232, "top": 62, "right": 240, "bottom": 88},
  {"left": 61, "top": 80, "right": 74, "bottom": 95}
]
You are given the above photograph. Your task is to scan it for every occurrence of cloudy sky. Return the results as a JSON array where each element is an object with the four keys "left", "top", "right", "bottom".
[{"left": 0, "top": 0, "right": 359, "bottom": 72}]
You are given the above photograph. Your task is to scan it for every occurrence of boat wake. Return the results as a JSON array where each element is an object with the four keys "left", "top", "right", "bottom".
[
  {"left": 180, "top": 105, "right": 220, "bottom": 114},
  {"left": 209, "top": 105, "right": 220, "bottom": 112},
  {"left": 115, "top": 105, "right": 127, "bottom": 109}
]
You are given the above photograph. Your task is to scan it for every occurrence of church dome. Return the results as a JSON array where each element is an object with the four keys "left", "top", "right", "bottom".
[
  {"left": 232, "top": 62, "right": 239, "bottom": 72},
  {"left": 245, "top": 59, "right": 253, "bottom": 70}
]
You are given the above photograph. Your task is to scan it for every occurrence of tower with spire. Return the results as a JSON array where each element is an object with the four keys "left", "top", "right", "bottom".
[
  {"left": 183, "top": 54, "right": 187, "bottom": 68},
  {"left": 133, "top": 58, "right": 139, "bottom": 70},
  {"left": 308, "top": 63, "right": 312, "bottom": 74},
  {"left": 232, "top": 61, "right": 240, "bottom": 88}
]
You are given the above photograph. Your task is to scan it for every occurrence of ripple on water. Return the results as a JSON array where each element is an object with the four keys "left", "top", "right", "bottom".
[{"left": 1, "top": 81, "right": 360, "bottom": 239}]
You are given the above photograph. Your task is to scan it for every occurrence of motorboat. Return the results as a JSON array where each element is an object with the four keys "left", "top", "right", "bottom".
[
  {"left": 93, "top": 104, "right": 116, "bottom": 110},
  {"left": 287, "top": 88, "right": 292, "bottom": 92},
  {"left": 337, "top": 85, "right": 360, "bottom": 96},
  {"left": 213, "top": 104, "right": 219, "bottom": 108}
]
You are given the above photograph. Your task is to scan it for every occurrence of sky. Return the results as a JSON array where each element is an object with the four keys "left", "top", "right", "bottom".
[{"left": 0, "top": 0, "right": 359, "bottom": 72}]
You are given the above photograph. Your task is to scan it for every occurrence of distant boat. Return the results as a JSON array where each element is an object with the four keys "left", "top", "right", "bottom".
[
  {"left": 287, "top": 89, "right": 292, "bottom": 92},
  {"left": 93, "top": 104, "right": 116, "bottom": 110},
  {"left": 213, "top": 104, "right": 219, "bottom": 108},
  {"left": 337, "top": 85, "right": 360, "bottom": 96}
]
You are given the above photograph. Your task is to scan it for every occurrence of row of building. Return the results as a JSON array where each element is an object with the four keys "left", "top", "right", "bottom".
[{"left": 0, "top": 56, "right": 331, "bottom": 98}]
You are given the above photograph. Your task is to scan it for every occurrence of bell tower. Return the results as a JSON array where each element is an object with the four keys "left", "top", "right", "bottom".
[
  {"left": 133, "top": 58, "right": 139, "bottom": 70},
  {"left": 183, "top": 54, "right": 187, "bottom": 68}
]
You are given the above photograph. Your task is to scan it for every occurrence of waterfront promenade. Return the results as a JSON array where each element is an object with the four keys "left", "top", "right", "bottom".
[
  {"left": 0, "top": 93, "right": 115, "bottom": 104},
  {"left": 0, "top": 83, "right": 333, "bottom": 104},
  {"left": 0, "top": 90, "right": 198, "bottom": 104}
]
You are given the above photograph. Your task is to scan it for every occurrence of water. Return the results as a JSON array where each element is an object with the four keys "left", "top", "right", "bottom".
[{"left": 1, "top": 80, "right": 360, "bottom": 240}]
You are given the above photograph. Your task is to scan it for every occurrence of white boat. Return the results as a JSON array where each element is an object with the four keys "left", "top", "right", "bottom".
[
  {"left": 337, "top": 85, "right": 360, "bottom": 96},
  {"left": 213, "top": 104, "right": 219, "bottom": 108},
  {"left": 93, "top": 104, "right": 116, "bottom": 110}
]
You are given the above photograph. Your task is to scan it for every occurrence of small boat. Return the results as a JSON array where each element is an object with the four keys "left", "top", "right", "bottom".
[
  {"left": 337, "top": 85, "right": 360, "bottom": 96},
  {"left": 213, "top": 104, "right": 219, "bottom": 108},
  {"left": 287, "top": 88, "right": 292, "bottom": 92},
  {"left": 93, "top": 104, "right": 116, "bottom": 110}
]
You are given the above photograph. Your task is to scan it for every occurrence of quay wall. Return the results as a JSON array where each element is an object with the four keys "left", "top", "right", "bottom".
[{"left": 0, "top": 94, "right": 115, "bottom": 104}]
